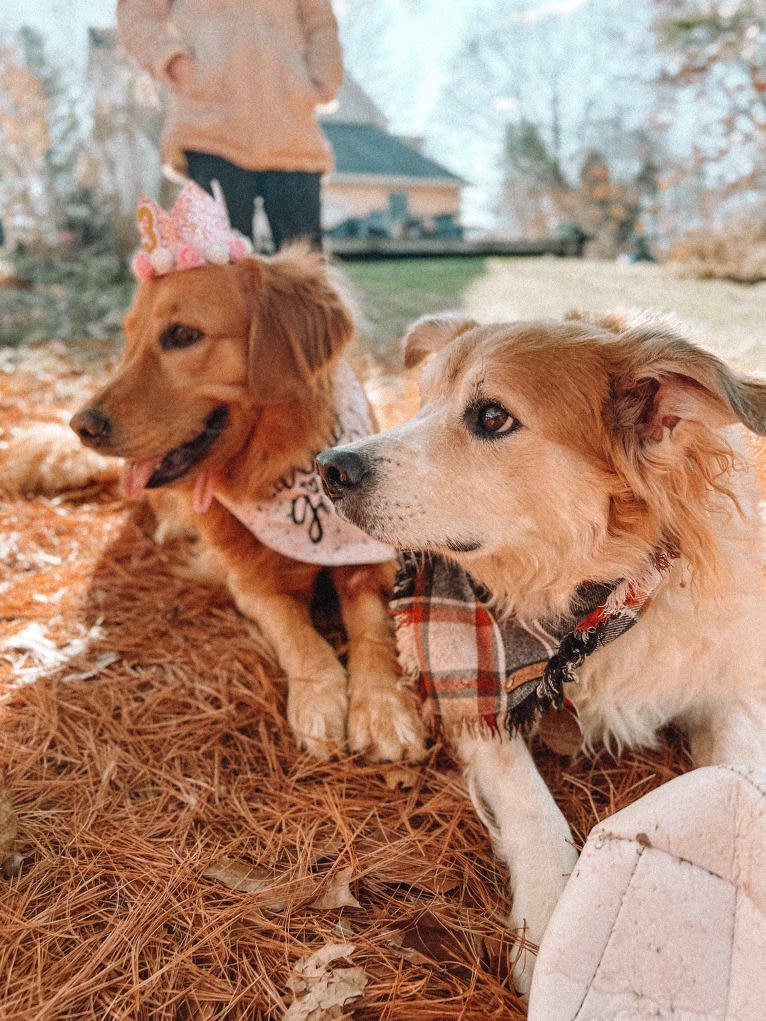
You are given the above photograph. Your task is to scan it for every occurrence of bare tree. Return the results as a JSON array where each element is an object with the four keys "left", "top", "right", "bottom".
[
  {"left": 430, "top": 0, "right": 659, "bottom": 236},
  {"left": 0, "top": 34, "right": 59, "bottom": 249},
  {"left": 652, "top": 0, "right": 766, "bottom": 230}
]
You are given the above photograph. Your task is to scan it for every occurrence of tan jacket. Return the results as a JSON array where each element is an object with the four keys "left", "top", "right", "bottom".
[{"left": 117, "top": 0, "right": 343, "bottom": 174}]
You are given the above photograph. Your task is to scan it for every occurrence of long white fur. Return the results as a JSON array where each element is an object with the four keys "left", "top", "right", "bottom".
[{"left": 320, "top": 312, "right": 766, "bottom": 997}]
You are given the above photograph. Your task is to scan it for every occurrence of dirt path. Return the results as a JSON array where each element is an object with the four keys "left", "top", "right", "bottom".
[{"left": 462, "top": 258, "right": 766, "bottom": 369}]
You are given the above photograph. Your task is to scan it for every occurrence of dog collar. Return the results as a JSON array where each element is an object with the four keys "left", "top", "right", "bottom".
[
  {"left": 391, "top": 548, "right": 678, "bottom": 743},
  {"left": 214, "top": 360, "right": 394, "bottom": 567}
]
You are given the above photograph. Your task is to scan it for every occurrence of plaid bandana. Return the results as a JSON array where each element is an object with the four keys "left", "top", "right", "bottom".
[{"left": 391, "top": 548, "right": 678, "bottom": 742}]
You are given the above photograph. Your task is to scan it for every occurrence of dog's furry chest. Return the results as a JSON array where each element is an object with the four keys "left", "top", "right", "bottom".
[{"left": 571, "top": 552, "right": 766, "bottom": 752}]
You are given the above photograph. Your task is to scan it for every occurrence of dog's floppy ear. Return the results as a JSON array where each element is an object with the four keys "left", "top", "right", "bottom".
[
  {"left": 610, "top": 323, "right": 766, "bottom": 447},
  {"left": 403, "top": 314, "right": 479, "bottom": 369},
  {"left": 236, "top": 247, "right": 354, "bottom": 402}
]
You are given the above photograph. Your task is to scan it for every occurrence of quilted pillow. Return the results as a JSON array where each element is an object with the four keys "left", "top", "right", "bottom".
[{"left": 529, "top": 765, "right": 766, "bottom": 1021}]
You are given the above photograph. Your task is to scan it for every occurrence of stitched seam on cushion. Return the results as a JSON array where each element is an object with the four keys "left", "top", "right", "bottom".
[
  {"left": 573, "top": 843, "right": 645, "bottom": 1021},
  {"left": 588, "top": 830, "right": 739, "bottom": 887},
  {"left": 573, "top": 836, "right": 752, "bottom": 1021},
  {"left": 723, "top": 763, "right": 766, "bottom": 800}
]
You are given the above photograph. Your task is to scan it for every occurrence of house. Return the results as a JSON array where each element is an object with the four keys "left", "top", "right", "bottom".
[
  {"left": 80, "top": 31, "right": 463, "bottom": 251},
  {"left": 319, "top": 77, "right": 465, "bottom": 240}
]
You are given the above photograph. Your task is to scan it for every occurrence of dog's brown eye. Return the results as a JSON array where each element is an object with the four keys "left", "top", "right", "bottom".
[
  {"left": 160, "top": 323, "right": 204, "bottom": 350},
  {"left": 471, "top": 401, "right": 520, "bottom": 438}
]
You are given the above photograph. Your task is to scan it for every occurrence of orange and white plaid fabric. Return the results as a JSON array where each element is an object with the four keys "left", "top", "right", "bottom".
[{"left": 391, "top": 550, "right": 678, "bottom": 739}]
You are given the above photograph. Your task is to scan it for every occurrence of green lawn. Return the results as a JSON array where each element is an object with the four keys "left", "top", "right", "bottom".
[
  {"left": 0, "top": 247, "right": 133, "bottom": 357},
  {"left": 341, "top": 257, "right": 488, "bottom": 365},
  {"left": 0, "top": 251, "right": 488, "bottom": 369},
  {"left": 347, "top": 255, "right": 766, "bottom": 371},
  {"left": 3, "top": 251, "right": 765, "bottom": 374}
]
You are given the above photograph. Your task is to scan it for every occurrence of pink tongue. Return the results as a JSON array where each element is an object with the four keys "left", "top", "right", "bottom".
[
  {"left": 193, "top": 470, "right": 216, "bottom": 513},
  {"left": 122, "top": 457, "right": 163, "bottom": 499}
]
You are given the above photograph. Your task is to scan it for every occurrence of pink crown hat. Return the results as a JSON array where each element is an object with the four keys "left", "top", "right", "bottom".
[{"left": 131, "top": 180, "right": 253, "bottom": 280}]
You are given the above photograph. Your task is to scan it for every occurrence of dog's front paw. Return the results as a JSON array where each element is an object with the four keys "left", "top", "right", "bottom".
[
  {"left": 508, "top": 905, "right": 551, "bottom": 999},
  {"left": 287, "top": 672, "right": 348, "bottom": 758},
  {"left": 508, "top": 918, "right": 538, "bottom": 1000},
  {"left": 348, "top": 683, "right": 427, "bottom": 762},
  {"left": 507, "top": 860, "right": 575, "bottom": 999}
]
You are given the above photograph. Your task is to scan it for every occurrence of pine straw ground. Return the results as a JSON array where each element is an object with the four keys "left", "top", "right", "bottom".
[{"left": 0, "top": 346, "right": 692, "bottom": 1021}]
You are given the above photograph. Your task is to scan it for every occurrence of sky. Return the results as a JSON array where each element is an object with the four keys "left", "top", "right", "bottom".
[
  {"left": 0, "top": 0, "right": 472, "bottom": 138},
  {"left": 0, "top": 0, "right": 621, "bottom": 228},
  {"left": 2, "top": 0, "right": 117, "bottom": 68}
]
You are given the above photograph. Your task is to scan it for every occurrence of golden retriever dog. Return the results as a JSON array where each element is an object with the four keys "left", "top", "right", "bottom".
[
  {"left": 70, "top": 247, "right": 425, "bottom": 762},
  {"left": 316, "top": 310, "right": 766, "bottom": 993}
]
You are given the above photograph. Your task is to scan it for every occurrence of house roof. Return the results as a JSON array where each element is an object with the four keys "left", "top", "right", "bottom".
[
  {"left": 318, "top": 76, "right": 388, "bottom": 130},
  {"left": 322, "top": 121, "right": 463, "bottom": 185}
]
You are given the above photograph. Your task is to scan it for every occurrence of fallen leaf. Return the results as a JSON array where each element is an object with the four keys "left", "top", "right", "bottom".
[
  {"left": 204, "top": 855, "right": 272, "bottom": 893},
  {"left": 390, "top": 910, "right": 487, "bottom": 979},
  {"left": 0, "top": 789, "right": 21, "bottom": 879},
  {"left": 309, "top": 866, "right": 361, "bottom": 910},
  {"left": 205, "top": 856, "right": 363, "bottom": 913},
  {"left": 284, "top": 943, "right": 367, "bottom": 1020},
  {"left": 294, "top": 942, "right": 357, "bottom": 979},
  {"left": 203, "top": 855, "right": 287, "bottom": 909},
  {"left": 383, "top": 766, "right": 419, "bottom": 790},
  {"left": 334, "top": 918, "right": 355, "bottom": 940}
]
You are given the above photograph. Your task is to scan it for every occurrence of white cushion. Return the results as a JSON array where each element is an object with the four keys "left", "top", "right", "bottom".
[{"left": 528, "top": 766, "right": 766, "bottom": 1021}]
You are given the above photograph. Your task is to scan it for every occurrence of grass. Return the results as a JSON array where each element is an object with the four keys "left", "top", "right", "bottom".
[
  {"left": 3, "top": 250, "right": 766, "bottom": 373},
  {"left": 459, "top": 256, "right": 766, "bottom": 370},
  {"left": 337, "top": 257, "right": 488, "bottom": 365},
  {"left": 347, "top": 254, "right": 766, "bottom": 370},
  {"left": 0, "top": 246, "right": 133, "bottom": 360}
]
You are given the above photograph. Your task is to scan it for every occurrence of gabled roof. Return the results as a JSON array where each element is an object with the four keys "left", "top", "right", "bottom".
[
  {"left": 318, "top": 74, "right": 463, "bottom": 186},
  {"left": 318, "top": 76, "right": 388, "bottom": 130},
  {"left": 322, "top": 121, "right": 463, "bottom": 184}
]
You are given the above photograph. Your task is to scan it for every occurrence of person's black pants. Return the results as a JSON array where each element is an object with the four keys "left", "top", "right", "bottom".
[{"left": 185, "top": 151, "right": 323, "bottom": 250}]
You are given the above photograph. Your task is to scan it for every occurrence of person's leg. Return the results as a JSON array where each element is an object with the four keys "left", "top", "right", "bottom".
[
  {"left": 258, "top": 171, "right": 323, "bottom": 251},
  {"left": 184, "top": 151, "right": 258, "bottom": 239}
]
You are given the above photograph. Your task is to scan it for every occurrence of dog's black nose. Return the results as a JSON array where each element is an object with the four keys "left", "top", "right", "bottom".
[
  {"left": 70, "top": 407, "right": 112, "bottom": 447},
  {"left": 315, "top": 448, "right": 370, "bottom": 499}
]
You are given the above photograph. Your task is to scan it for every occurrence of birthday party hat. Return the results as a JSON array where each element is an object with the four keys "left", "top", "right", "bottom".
[{"left": 131, "top": 180, "right": 253, "bottom": 279}]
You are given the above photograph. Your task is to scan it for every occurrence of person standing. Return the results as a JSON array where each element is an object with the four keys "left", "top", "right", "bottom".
[{"left": 117, "top": 0, "right": 343, "bottom": 250}]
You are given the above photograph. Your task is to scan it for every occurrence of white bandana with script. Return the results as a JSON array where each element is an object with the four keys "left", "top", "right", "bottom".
[{"left": 214, "top": 360, "right": 394, "bottom": 566}]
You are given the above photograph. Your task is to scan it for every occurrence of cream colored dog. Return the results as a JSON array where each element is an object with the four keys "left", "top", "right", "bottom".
[{"left": 316, "top": 311, "right": 766, "bottom": 994}]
